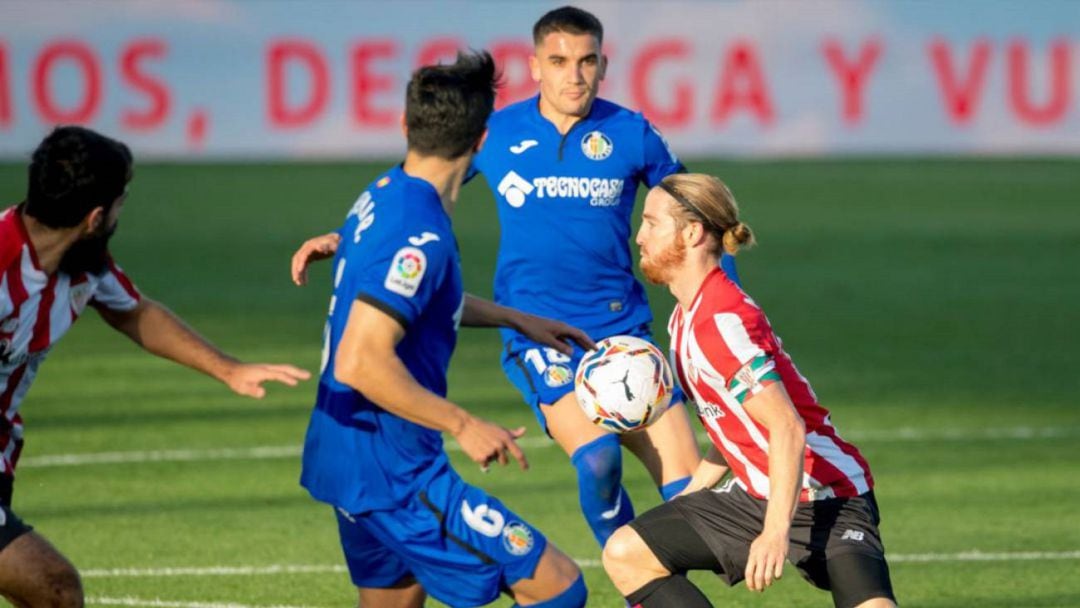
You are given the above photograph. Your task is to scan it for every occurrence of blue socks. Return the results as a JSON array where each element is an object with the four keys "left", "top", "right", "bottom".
[
  {"left": 571, "top": 434, "right": 634, "bottom": 547},
  {"left": 660, "top": 476, "right": 692, "bottom": 501}
]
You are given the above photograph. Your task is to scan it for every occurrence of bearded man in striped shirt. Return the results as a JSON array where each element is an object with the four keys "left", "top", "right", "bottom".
[
  {"left": 602, "top": 173, "right": 897, "bottom": 608},
  {"left": 0, "top": 126, "right": 310, "bottom": 607}
]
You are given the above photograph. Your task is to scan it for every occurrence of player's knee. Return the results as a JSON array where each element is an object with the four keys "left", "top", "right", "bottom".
[
  {"left": 570, "top": 433, "right": 622, "bottom": 486},
  {"left": 602, "top": 525, "right": 648, "bottom": 573},
  {"left": 40, "top": 560, "right": 83, "bottom": 608}
]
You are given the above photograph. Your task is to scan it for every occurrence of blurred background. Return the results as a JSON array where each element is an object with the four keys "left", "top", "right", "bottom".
[{"left": 1, "top": 1, "right": 1078, "bottom": 607}]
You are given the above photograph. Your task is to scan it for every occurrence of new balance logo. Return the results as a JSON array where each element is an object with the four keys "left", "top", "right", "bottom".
[
  {"left": 496, "top": 171, "right": 534, "bottom": 208},
  {"left": 510, "top": 139, "right": 538, "bottom": 154},
  {"left": 841, "top": 529, "right": 865, "bottom": 542}
]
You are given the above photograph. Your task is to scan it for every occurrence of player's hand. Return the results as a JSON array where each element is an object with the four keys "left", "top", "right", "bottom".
[
  {"left": 452, "top": 416, "right": 529, "bottom": 471},
  {"left": 745, "top": 528, "right": 789, "bottom": 592},
  {"left": 291, "top": 232, "right": 341, "bottom": 286},
  {"left": 223, "top": 363, "right": 312, "bottom": 398},
  {"left": 513, "top": 313, "right": 596, "bottom": 356}
]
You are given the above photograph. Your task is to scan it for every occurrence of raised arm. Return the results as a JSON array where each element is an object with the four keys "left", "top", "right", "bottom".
[{"left": 97, "top": 298, "right": 310, "bottom": 398}]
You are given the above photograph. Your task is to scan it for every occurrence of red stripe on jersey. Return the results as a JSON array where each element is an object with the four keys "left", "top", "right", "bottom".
[
  {"left": 107, "top": 256, "right": 141, "bottom": 301},
  {"left": 29, "top": 273, "right": 58, "bottom": 352},
  {"left": 811, "top": 424, "right": 874, "bottom": 491},
  {"left": 0, "top": 363, "right": 27, "bottom": 415}
]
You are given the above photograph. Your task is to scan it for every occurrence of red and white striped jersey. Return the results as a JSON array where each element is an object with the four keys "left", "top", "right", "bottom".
[
  {"left": 668, "top": 267, "right": 873, "bottom": 502},
  {"left": 1, "top": 205, "right": 141, "bottom": 478}
]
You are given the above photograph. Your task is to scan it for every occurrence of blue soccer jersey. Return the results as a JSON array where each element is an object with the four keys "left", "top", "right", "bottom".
[
  {"left": 301, "top": 165, "right": 465, "bottom": 514},
  {"left": 473, "top": 96, "right": 684, "bottom": 342}
]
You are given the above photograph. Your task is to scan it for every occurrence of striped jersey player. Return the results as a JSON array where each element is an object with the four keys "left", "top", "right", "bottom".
[
  {"left": 603, "top": 173, "right": 895, "bottom": 608},
  {"left": 0, "top": 206, "right": 141, "bottom": 478}
]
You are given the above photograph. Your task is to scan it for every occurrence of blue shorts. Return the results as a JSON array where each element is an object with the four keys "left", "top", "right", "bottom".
[
  {"left": 335, "top": 466, "right": 547, "bottom": 607},
  {"left": 500, "top": 324, "right": 685, "bottom": 433}
]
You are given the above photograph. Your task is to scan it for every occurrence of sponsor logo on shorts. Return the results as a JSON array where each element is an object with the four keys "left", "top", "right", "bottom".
[
  {"left": 502, "top": 521, "right": 535, "bottom": 556},
  {"left": 544, "top": 364, "right": 573, "bottom": 387},
  {"left": 384, "top": 247, "right": 426, "bottom": 297},
  {"left": 581, "top": 131, "right": 613, "bottom": 161},
  {"left": 841, "top": 529, "right": 865, "bottom": 542}
]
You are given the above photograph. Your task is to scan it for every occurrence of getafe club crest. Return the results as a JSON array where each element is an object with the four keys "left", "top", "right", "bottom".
[
  {"left": 581, "top": 131, "right": 613, "bottom": 161},
  {"left": 544, "top": 364, "right": 573, "bottom": 388},
  {"left": 502, "top": 521, "right": 535, "bottom": 556}
]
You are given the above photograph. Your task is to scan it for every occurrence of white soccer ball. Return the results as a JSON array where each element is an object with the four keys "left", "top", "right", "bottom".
[{"left": 574, "top": 335, "right": 674, "bottom": 433}]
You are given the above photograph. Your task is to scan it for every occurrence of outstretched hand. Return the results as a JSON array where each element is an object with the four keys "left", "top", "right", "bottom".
[
  {"left": 291, "top": 232, "right": 341, "bottom": 286},
  {"left": 452, "top": 417, "right": 529, "bottom": 471},
  {"left": 515, "top": 313, "right": 596, "bottom": 356},
  {"left": 223, "top": 363, "right": 312, "bottom": 398}
]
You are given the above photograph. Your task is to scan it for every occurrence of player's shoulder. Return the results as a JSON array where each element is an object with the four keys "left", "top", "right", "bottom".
[
  {"left": 591, "top": 98, "right": 649, "bottom": 128},
  {"left": 0, "top": 206, "right": 28, "bottom": 272},
  {"left": 697, "top": 269, "right": 752, "bottom": 318},
  {"left": 489, "top": 97, "right": 537, "bottom": 129}
]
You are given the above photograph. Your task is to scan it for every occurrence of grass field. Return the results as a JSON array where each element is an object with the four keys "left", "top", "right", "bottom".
[{"left": 2, "top": 159, "right": 1078, "bottom": 607}]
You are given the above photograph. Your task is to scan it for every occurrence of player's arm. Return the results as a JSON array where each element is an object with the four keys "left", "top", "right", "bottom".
[
  {"left": 335, "top": 298, "right": 529, "bottom": 470},
  {"left": 461, "top": 294, "right": 596, "bottom": 354},
  {"left": 291, "top": 231, "right": 341, "bottom": 286},
  {"left": 742, "top": 380, "right": 806, "bottom": 593},
  {"left": 679, "top": 444, "right": 731, "bottom": 496},
  {"left": 96, "top": 298, "right": 310, "bottom": 398}
]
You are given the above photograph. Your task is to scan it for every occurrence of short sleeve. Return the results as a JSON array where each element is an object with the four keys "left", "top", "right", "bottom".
[
  {"left": 348, "top": 233, "right": 452, "bottom": 329},
  {"left": 696, "top": 311, "right": 781, "bottom": 405},
  {"left": 90, "top": 256, "right": 141, "bottom": 312},
  {"left": 640, "top": 119, "right": 685, "bottom": 187}
]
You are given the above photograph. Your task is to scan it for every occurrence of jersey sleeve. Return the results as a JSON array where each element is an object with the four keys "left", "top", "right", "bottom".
[
  {"left": 639, "top": 119, "right": 685, "bottom": 187},
  {"left": 90, "top": 256, "right": 142, "bottom": 312},
  {"left": 695, "top": 309, "right": 781, "bottom": 405},
  {"left": 348, "top": 234, "right": 451, "bottom": 329}
]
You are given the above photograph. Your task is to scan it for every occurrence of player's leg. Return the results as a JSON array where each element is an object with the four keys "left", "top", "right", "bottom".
[
  {"left": 503, "top": 344, "right": 634, "bottom": 547},
  {"left": 545, "top": 391, "right": 635, "bottom": 546},
  {"left": 333, "top": 508, "right": 424, "bottom": 608},
  {"left": 506, "top": 543, "right": 586, "bottom": 607},
  {"left": 620, "top": 399, "right": 700, "bottom": 498},
  {"left": 0, "top": 529, "right": 83, "bottom": 608},
  {"left": 602, "top": 498, "right": 719, "bottom": 608},
  {"left": 790, "top": 492, "right": 897, "bottom": 608},
  {"left": 356, "top": 576, "right": 425, "bottom": 608}
]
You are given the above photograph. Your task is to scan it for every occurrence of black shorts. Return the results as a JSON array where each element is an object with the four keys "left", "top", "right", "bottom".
[
  {"left": 629, "top": 481, "right": 896, "bottom": 608},
  {"left": 1, "top": 476, "right": 33, "bottom": 552}
]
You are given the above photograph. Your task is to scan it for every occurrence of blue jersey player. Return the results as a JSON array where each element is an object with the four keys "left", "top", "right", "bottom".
[
  {"left": 292, "top": 6, "right": 741, "bottom": 552},
  {"left": 300, "top": 52, "right": 588, "bottom": 608}
]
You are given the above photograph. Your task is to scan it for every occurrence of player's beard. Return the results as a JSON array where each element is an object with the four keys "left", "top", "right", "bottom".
[
  {"left": 640, "top": 233, "right": 686, "bottom": 285},
  {"left": 59, "top": 222, "right": 117, "bottom": 277}
]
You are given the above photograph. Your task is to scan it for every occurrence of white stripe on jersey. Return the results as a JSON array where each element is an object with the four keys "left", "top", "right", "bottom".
[
  {"left": 713, "top": 312, "right": 763, "bottom": 364},
  {"left": 807, "top": 429, "right": 871, "bottom": 495}
]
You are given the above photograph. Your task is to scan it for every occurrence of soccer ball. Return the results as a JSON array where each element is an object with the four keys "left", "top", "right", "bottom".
[{"left": 574, "top": 335, "right": 674, "bottom": 433}]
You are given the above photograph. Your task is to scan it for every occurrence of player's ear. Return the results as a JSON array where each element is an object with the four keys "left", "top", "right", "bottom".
[
  {"left": 598, "top": 54, "right": 608, "bottom": 81},
  {"left": 83, "top": 206, "right": 106, "bottom": 237},
  {"left": 399, "top": 112, "right": 407, "bottom": 138},
  {"left": 529, "top": 53, "right": 541, "bottom": 83}
]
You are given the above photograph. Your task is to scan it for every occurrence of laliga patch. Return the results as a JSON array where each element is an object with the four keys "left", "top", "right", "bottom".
[
  {"left": 581, "top": 131, "right": 613, "bottom": 161},
  {"left": 384, "top": 246, "right": 427, "bottom": 297},
  {"left": 544, "top": 364, "right": 573, "bottom": 388},
  {"left": 502, "top": 521, "right": 535, "bottom": 556}
]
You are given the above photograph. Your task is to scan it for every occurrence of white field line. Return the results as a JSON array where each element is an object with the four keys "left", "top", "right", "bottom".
[
  {"left": 87, "top": 597, "right": 321, "bottom": 608},
  {"left": 20, "top": 426, "right": 1078, "bottom": 469},
  {"left": 80, "top": 550, "right": 1080, "bottom": 580}
]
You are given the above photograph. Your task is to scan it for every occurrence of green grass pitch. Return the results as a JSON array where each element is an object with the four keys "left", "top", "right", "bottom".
[{"left": 1, "top": 159, "right": 1078, "bottom": 607}]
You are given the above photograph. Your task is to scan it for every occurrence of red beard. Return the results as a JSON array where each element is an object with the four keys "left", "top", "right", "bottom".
[{"left": 639, "top": 233, "right": 686, "bottom": 285}]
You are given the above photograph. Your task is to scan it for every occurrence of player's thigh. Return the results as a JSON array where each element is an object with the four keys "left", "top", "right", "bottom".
[
  {"left": 356, "top": 577, "right": 425, "bottom": 608},
  {"left": 620, "top": 400, "right": 701, "bottom": 485},
  {"left": 334, "top": 508, "right": 412, "bottom": 591},
  {"left": 366, "top": 470, "right": 551, "bottom": 607},
  {"left": 0, "top": 530, "right": 82, "bottom": 607},
  {"left": 507, "top": 543, "right": 582, "bottom": 606},
  {"left": 544, "top": 390, "right": 610, "bottom": 457}
]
